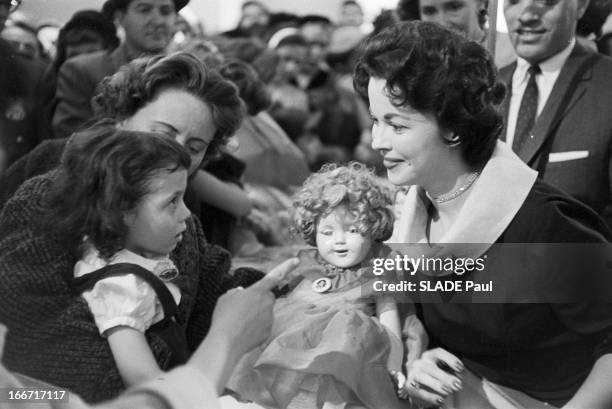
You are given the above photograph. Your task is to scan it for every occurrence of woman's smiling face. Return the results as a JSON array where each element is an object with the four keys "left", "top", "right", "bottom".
[{"left": 368, "top": 77, "right": 454, "bottom": 188}]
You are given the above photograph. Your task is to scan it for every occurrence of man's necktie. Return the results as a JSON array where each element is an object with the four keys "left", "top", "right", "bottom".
[{"left": 512, "top": 65, "right": 541, "bottom": 152}]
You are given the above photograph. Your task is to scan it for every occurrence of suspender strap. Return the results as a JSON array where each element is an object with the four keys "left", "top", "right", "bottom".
[{"left": 72, "top": 262, "right": 182, "bottom": 324}]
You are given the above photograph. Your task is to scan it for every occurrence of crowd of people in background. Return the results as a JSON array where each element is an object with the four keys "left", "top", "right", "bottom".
[
  {"left": 2, "top": 0, "right": 612, "bottom": 407},
  {"left": 3, "top": 0, "right": 611, "bottom": 251}
]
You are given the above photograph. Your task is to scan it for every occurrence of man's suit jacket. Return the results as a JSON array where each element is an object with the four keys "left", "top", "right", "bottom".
[
  {"left": 500, "top": 43, "right": 612, "bottom": 227},
  {"left": 51, "top": 44, "right": 132, "bottom": 139}
]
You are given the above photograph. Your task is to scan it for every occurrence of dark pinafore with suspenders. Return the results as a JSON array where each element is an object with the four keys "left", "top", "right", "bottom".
[{"left": 72, "top": 263, "right": 190, "bottom": 369}]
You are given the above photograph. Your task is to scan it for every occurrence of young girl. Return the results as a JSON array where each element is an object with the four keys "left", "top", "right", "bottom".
[
  {"left": 227, "top": 162, "right": 419, "bottom": 409},
  {"left": 45, "top": 125, "right": 192, "bottom": 387}
]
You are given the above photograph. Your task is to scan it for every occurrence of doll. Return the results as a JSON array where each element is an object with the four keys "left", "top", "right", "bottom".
[{"left": 227, "top": 162, "right": 418, "bottom": 409}]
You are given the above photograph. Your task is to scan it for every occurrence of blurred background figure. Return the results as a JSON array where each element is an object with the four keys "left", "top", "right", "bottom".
[
  {"left": 0, "top": 0, "right": 46, "bottom": 176},
  {"left": 35, "top": 20, "right": 60, "bottom": 59},
  {"left": 418, "top": 0, "right": 487, "bottom": 43},
  {"left": 266, "top": 11, "right": 299, "bottom": 41},
  {"left": 327, "top": 24, "right": 365, "bottom": 91},
  {"left": 0, "top": 37, "right": 31, "bottom": 176},
  {"left": 338, "top": 0, "right": 364, "bottom": 28},
  {"left": 263, "top": 33, "right": 311, "bottom": 145},
  {"left": 396, "top": 0, "right": 516, "bottom": 66},
  {"left": 371, "top": 8, "right": 400, "bottom": 35},
  {"left": 0, "top": 0, "right": 15, "bottom": 29},
  {"left": 272, "top": 33, "right": 309, "bottom": 88},
  {"left": 59, "top": 10, "right": 118, "bottom": 61},
  {"left": 222, "top": 59, "right": 309, "bottom": 188},
  {"left": 223, "top": 0, "right": 271, "bottom": 41},
  {"left": 218, "top": 59, "right": 310, "bottom": 254},
  {"left": 395, "top": 0, "right": 420, "bottom": 21},
  {"left": 214, "top": 35, "right": 266, "bottom": 63},
  {"left": 38, "top": 9, "right": 119, "bottom": 138},
  {"left": 1, "top": 18, "right": 45, "bottom": 61},
  {"left": 52, "top": 0, "right": 187, "bottom": 139},
  {"left": 170, "top": 6, "right": 205, "bottom": 47},
  {"left": 174, "top": 36, "right": 224, "bottom": 67},
  {"left": 298, "top": 14, "right": 332, "bottom": 82}
]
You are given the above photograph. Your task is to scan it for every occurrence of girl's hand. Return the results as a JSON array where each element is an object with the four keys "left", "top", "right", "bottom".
[
  {"left": 405, "top": 348, "right": 464, "bottom": 407},
  {"left": 190, "top": 258, "right": 300, "bottom": 393},
  {"left": 208, "top": 258, "right": 299, "bottom": 355}
]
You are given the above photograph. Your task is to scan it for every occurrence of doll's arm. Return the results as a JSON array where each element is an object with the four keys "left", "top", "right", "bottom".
[
  {"left": 377, "top": 296, "right": 410, "bottom": 397},
  {"left": 106, "top": 326, "right": 162, "bottom": 387},
  {"left": 402, "top": 305, "right": 429, "bottom": 374},
  {"left": 376, "top": 296, "right": 403, "bottom": 373}
]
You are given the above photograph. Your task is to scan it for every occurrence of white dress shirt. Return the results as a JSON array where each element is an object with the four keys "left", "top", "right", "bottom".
[{"left": 505, "top": 38, "right": 576, "bottom": 148}]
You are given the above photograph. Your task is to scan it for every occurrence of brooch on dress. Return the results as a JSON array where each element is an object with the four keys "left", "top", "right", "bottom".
[
  {"left": 154, "top": 260, "right": 179, "bottom": 281},
  {"left": 312, "top": 277, "right": 332, "bottom": 293}
]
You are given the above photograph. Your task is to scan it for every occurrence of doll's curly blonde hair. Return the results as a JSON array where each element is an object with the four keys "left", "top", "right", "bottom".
[{"left": 293, "top": 162, "right": 394, "bottom": 245}]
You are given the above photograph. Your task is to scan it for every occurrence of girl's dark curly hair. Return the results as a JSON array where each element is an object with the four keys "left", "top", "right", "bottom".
[
  {"left": 92, "top": 52, "right": 243, "bottom": 150},
  {"left": 293, "top": 162, "right": 394, "bottom": 246},
  {"left": 354, "top": 21, "right": 505, "bottom": 169},
  {"left": 44, "top": 123, "right": 191, "bottom": 260}
]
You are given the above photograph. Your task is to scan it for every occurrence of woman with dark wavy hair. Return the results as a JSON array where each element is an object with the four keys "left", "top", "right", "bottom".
[{"left": 354, "top": 21, "right": 612, "bottom": 408}]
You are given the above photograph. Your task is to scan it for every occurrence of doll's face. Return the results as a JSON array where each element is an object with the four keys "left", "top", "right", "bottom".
[{"left": 315, "top": 207, "right": 373, "bottom": 268}]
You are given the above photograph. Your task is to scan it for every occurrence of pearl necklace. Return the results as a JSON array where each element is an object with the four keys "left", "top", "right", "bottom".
[{"left": 431, "top": 171, "right": 481, "bottom": 204}]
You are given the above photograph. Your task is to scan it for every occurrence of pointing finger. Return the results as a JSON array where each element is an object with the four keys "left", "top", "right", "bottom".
[{"left": 251, "top": 258, "right": 300, "bottom": 292}]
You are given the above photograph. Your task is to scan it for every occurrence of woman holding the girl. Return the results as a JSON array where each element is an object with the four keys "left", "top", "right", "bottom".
[
  {"left": 354, "top": 21, "right": 612, "bottom": 408},
  {"left": 0, "top": 52, "right": 296, "bottom": 403}
]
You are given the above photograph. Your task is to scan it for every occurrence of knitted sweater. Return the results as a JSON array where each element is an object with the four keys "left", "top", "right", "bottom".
[
  {"left": 0, "top": 138, "right": 66, "bottom": 209},
  {"left": 0, "top": 172, "right": 263, "bottom": 403}
]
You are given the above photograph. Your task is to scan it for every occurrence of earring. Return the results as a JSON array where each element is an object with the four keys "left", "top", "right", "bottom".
[
  {"left": 478, "top": 9, "right": 488, "bottom": 29},
  {"left": 447, "top": 135, "right": 461, "bottom": 147}
]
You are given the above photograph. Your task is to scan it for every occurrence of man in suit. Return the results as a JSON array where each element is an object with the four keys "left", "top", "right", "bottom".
[
  {"left": 500, "top": 0, "right": 612, "bottom": 227},
  {"left": 52, "top": 0, "right": 188, "bottom": 139}
]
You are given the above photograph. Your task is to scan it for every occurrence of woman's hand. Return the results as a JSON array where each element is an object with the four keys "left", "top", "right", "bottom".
[{"left": 405, "top": 348, "right": 464, "bottom": 407}]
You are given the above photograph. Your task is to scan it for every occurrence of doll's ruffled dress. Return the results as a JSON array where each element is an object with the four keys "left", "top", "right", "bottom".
[{"left": 226, "top": 247, "right": 405, "bottom": 409}]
